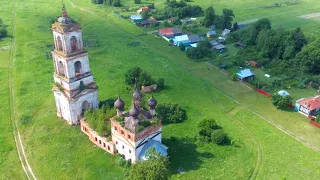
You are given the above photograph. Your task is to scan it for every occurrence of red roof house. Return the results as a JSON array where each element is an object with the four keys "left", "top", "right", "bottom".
[
  {"left": 295, "top": 96, "right": 320, "bottom": 118},
  {"left": 158, "top": 28, "right": 174, "bottom": 38}
]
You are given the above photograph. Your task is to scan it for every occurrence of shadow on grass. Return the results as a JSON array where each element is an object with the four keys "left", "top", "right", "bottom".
[{"left": 163, "top": 137, "right": 214, "bottom": 173}]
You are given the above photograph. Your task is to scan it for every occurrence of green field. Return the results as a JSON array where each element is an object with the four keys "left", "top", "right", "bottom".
[{"left": 1, "top": 0, "right": 320, "bottom": 179}]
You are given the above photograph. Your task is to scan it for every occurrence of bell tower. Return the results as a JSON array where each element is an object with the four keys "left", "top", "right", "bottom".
[{"left": 51, "top": 5, "right": 98, "bottom": 125}]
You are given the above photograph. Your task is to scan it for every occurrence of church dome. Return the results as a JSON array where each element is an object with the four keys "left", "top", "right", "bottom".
[
  {"left": 132, "top": 89, "right": 142, "bottom": 101},
  {"left": 114, "top": 96, "right": 125, "bottom": 110},
  {"left": 147, "top": 96, "right": 157, "bottom": 109},
  {"left": 57, "top": 17, "right": 71, "bottom": 24},
  {"left": 129, "top": 106, "right": 140, "bottom": 118}
]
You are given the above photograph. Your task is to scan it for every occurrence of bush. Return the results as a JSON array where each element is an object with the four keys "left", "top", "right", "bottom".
[
  {"left": 140, "top": 120, "right": 151, "bottom": 128},
  {"left": 20, "top": 115, "right": 32, "bottom": 125},
  {"left": 157, "top": 78, "right": 165, "bottom": 90},
  {"left": 211, "top": 129, "right": 230, "bottom": 145},
  {"left": 91, "top": 0, "right": 104, "bottom": 4},
  {"left": 197, "top": 118, "right": 230, "bottom": 145},
  {"left": 125, "top": 67, "right": 154, "bottom": 87},
  {"left": 179, "top": 43, "right": 185, "bottom": 51},
  {"left": 272, "top": 94, "right": 293, "bottom": 109},
  {"left": 134, "top": 0, "right": 141, "bottom": 4},
  {"left": 315, "top": 115, "right": 320, "bottom": 124},
  {"left": 156, "top": 103, "right": 187, "bottom": 123}
]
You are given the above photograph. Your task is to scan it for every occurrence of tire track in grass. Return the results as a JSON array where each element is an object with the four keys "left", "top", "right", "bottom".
[{"left": 8, "top": 0, "right": 37, "bottom": 179}]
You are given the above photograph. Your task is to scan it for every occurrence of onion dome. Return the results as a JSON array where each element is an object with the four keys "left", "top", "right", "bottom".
[
  {"left": 147, "top": 95, "right": 157, "bottom": 109},
  {"left": 114, "top": 96, "right": 125, "bottom": 111},
  {"left": 132, "top": 89, "right": 142, "bottom": 101},
  {"left": 57, "top": 4, "right": 71, "bottom": 24},
  {"left": 129, "top": 105, "right": 140, "bottom": 118}
]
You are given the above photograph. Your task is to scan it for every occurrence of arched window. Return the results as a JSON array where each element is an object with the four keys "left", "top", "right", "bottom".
[
  {"left": 58, "top": 61, "right": 65, "bottom": 76},
  {"left": 56, "top": 36, "right": 63, "bottom": 51},
  {"left": 74, "top": 61, "right": 82, "bottom": 76},
  {"left": 70, "top": 36, "right": 77, "bottom": 52}
]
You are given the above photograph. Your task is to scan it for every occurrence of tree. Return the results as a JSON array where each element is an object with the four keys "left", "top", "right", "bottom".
[
  {"left": 232, "top": 22, "right": 239, "bottom": 31},
  {"left": 221, "top": 9, "right": 235, "bottom": 29},
  {"left": 211, "top": 129, "right": 230, "bottom": 145},
  {"left": 91, "top": 0, "right": 104, "bottom": 4},
  {"left": 141, "top": 10, "right": 150, "bottom": 20},
  {"left": 105, "top": 0, "right": 113, "bottom": 5},
  {"left": 156, "top": 103, "right": 187, "bottom": 123},
  {"left": 316, "top": 115, "right": 320, "bottom": 124},
  {"left": 203, "top": 6, "right": 215, "bottom": 27},
  {"left": 134, "top": 0, "right": 141, "bottom": 4},
  {"left": 198, "top": 118, "right": 219, "bottom": 137},
  {"left": 127, "top": 147, "right": 170, "bottom": 180},
  {"left": 197, "top": 118, "right": 230, "bottom": 145},
  {"left": 112, "top": 0, "right": 121, "bottom": 7},
  {"left": 271, "top": 94, "right": 292, "bottom": 109},
  {"left": 296, "top": 39, "right": 320, "bottom": 74},
  {"left": 157, "top": 78, "right": 165, "bottom": 90},
  {"left": 125, "top": 67, "right": 142, "bottom": 86}
]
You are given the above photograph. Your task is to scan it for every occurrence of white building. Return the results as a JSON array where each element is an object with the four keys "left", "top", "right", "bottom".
[{"left": 51, "top": 5, "right": 98, "bottom": 125}]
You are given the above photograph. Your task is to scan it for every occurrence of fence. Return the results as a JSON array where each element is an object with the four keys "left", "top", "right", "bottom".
[{"left": 310, "top": 120, "right": 320, "bottom": 128}]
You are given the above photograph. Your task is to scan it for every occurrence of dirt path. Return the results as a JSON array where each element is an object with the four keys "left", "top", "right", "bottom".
[{"left": 8, "top": 0, "right": 37, "bottom": 179}]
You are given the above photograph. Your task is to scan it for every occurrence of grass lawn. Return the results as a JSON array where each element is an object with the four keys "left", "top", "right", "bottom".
[{"left": 2, "top": 0, "right": 320, "bottom": 179}]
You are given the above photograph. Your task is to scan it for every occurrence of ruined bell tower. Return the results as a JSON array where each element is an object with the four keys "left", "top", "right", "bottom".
[{"left": 51, "top": 5, "right": 98, "bottom": 125}]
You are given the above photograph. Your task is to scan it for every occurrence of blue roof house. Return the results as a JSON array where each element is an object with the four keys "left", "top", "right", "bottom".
[
  {"left": 130, "top": 14, "right": 143, "bottom": 23},
  {"left": 236, "top": 69, "right": 254, "bottom": 81},
  {"left": 278, "top": 90, "right": 290, "bottom": 97},
  {"left": 138, "top": 139, "right": 168, "bottom": 160},
  {"left": 207, "top": 30, "right": 217, "bottom": 38},
  {"left": 173, "top": 35, "right": 190, "bottom": 46}
]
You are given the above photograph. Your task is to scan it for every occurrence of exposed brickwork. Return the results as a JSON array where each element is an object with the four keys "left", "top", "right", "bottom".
[{"left": 80, "top": 120, "right": 116, "bottom": 154}]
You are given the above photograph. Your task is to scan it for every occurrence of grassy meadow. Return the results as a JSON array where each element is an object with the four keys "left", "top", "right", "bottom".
[{"left": 1, "top": 0, "right": 320, "bottom": 179}]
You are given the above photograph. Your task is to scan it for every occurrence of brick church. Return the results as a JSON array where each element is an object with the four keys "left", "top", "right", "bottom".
[{"left": 51, "top": 5, "right": 167, "bottom": 163}]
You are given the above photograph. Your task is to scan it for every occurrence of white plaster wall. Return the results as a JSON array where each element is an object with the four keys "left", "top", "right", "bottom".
[
  {"left": 53, "top": 31, "right": 83, "bottom": 54},
  {"left": 54, "top": 89, "right": 98, "bottom": 125},
  {"left": 113, "top": 136, "right": 137, "bottom": 162},
  {"left": 53, "top": 55, "right": 91, "bottom": 79},
  {"left": 54, "top": 75, "right": 94, "bottom": 91}
]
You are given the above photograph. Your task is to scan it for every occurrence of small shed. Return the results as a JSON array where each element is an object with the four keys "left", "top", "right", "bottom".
[
  {"left": 213, "top": 44, "right": 226, "bottom": 51},
  {"left": 222, "top": 28, "right": 231, "bottom": 37},
  {"left": 278, "top": 90, "right": 290, "bottom": 97},
  {"left": 130, "top": 14, "right": 143, "bottom": 23},
  {"left": 236, "top": 69, "right": 255, "bottom": 81},
  {"left": 235, "top": 42, "right": 246, "bottom": 48},
  {"left": 158, "top": 28, "right": 174, "bottom": 38},
  {"left": 207, "top": 30, "right": 217, "bottom": 38},
  {"left": 209, "top": 40, "right": 219, "bottom": 47},
  {"left": 173, "top": 29, "right": 184, "bottom": 36}
]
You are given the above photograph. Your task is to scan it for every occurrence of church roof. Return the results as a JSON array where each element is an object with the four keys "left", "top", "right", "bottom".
[
  {"left": 138, "top": 139, "right": 168, "bottom": 160},
  {"left": 52, "top": 5, "right": 81, "bottom": 33}
]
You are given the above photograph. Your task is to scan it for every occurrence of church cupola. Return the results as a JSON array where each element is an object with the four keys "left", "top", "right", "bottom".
[
  {"left": 129, "top": 105, "right": 140, "bottom": 119},
  {"left": 147, "top": 95, "right": 157, "bottom": 116},
  {"left": 61, "top": 4, "right": 67, "bottom": 17},
  {"left": 114, "top": 96, "right": 125, "bottom": 117},
  {"left": 132, "top": 88, "right": 142, "bottom": 108}
]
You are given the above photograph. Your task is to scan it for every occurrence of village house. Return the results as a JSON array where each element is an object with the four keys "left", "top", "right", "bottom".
[
  {"left": 130, "top": 14, "right": 143, "bottom": 23},
  {"left": 209, "top": 40, "right": 219, "bottom": 47},
  {"left": 158, "top": 28, "right": 183, "bottom": 38},
  {"left": 173, "top": 34, "right": 190, "bottom": 46},
  {"left": 295, "top": 96, "right": 320, "bottom": 118},
  {"left": 207, "top": 30, "right": 217, "bottom": 38},
  {"left": 222, "top": 28, "right": 231, "bottom": 37},
  {"left": 51, "top": 6, "right": 167, "bottom": 163},
  {"left": 236, "top": 69, "right": 255, "bottom": 81},
  {"left": 188, "top": 34, "right": 205, "bottom": 44}
]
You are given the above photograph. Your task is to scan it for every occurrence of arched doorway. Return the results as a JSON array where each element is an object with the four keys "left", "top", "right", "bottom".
[
  {"left": 70, "top": 36, "right": 77, "bottom": 52},
  {"left": 58, "top": 61, "right": 65, "bottom": 76},
  {"left": 81, "top": 101, "right": 89, "bottom": 116},
  {"left": 56, "top": 36, "right": 63, "bottom": 51},
  {"left": 74, "top": 61, "right": 82, "bottom": 76}
]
